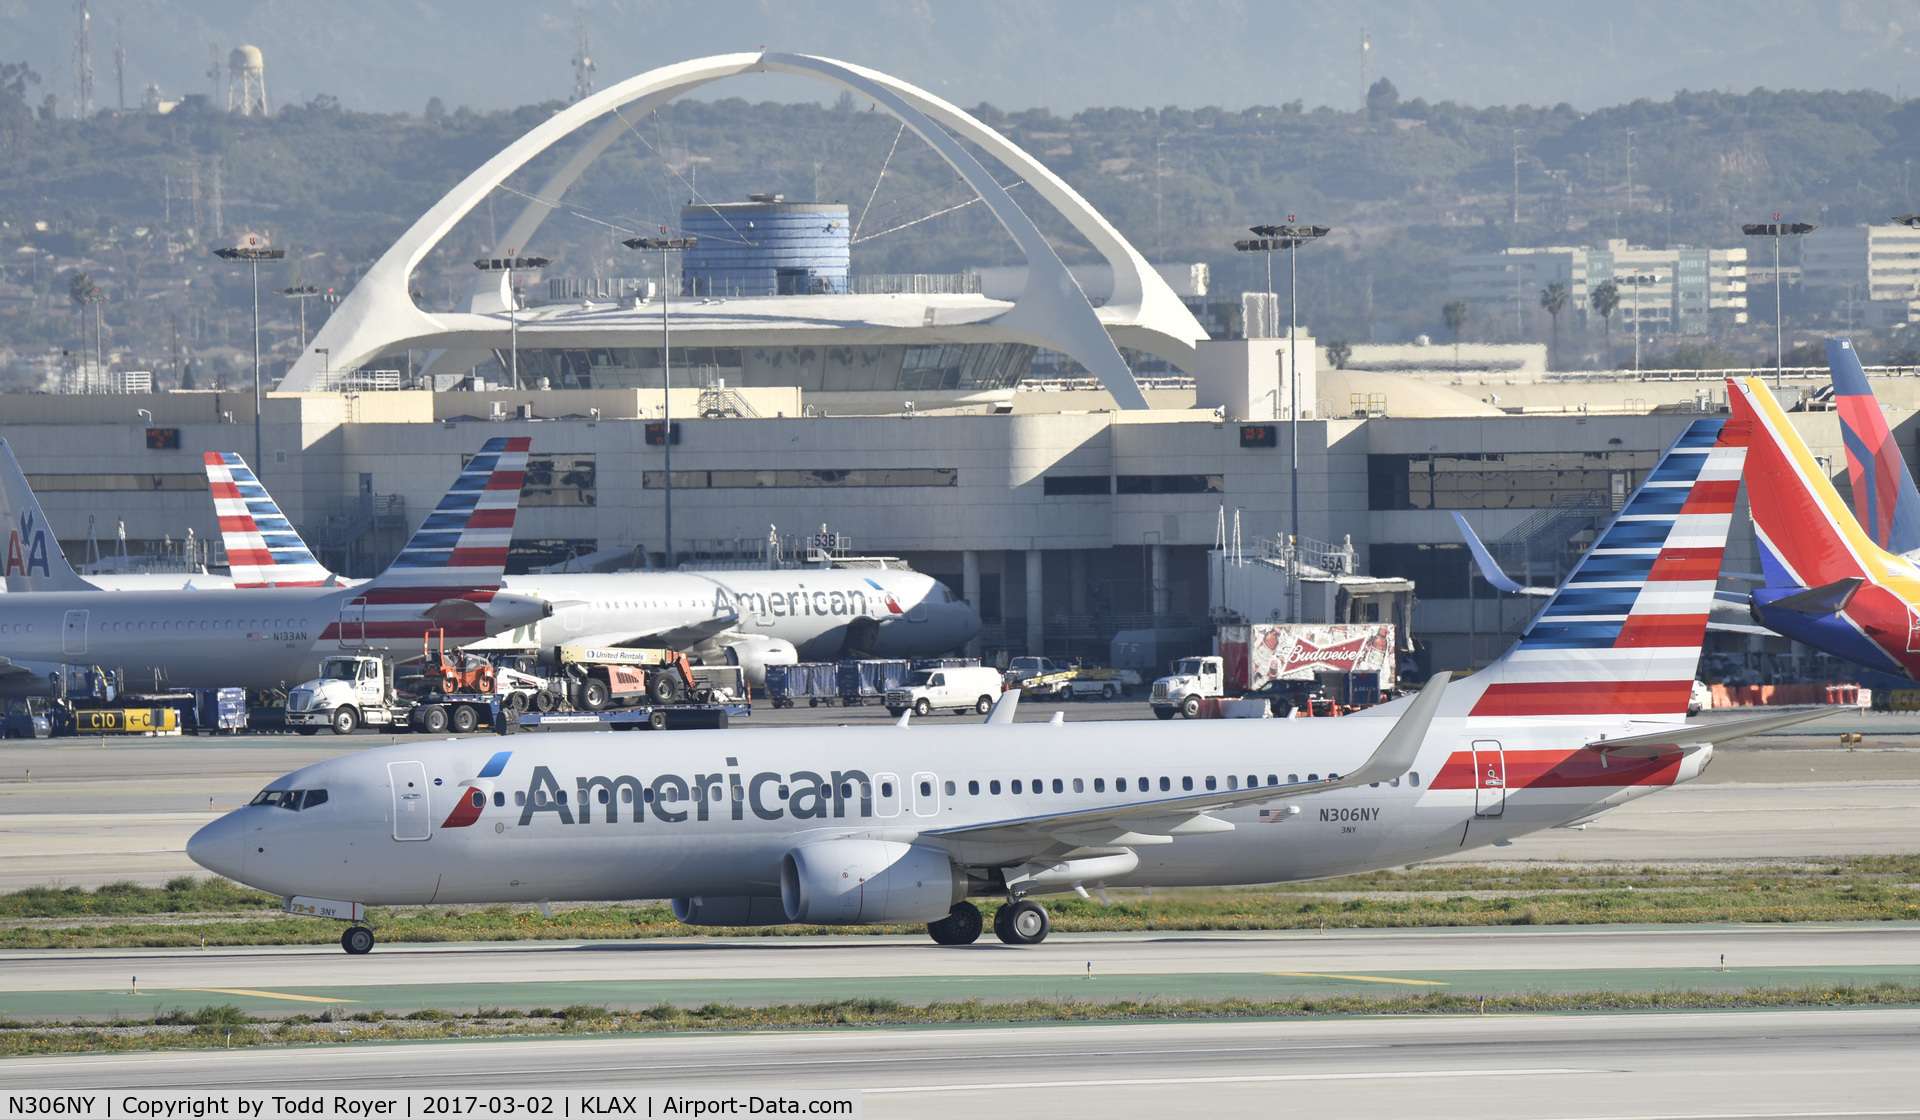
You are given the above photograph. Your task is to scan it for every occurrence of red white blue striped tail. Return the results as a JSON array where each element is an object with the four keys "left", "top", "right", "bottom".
[
  {"left": 1463, "top": 417, "right": 1749, "bottom": 720},
  {"left": 368, "top": 437, "right": 530, "bottom": 591},
  {"left": 202, "top": 453, "right": 332, "bottom": 588}
]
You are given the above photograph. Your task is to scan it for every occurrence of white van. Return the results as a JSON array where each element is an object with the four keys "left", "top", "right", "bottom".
[{"left": 885, "top": 666, "right": 1005, "bottom": 717}]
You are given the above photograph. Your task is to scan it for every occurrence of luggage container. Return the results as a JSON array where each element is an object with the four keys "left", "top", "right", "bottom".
[
  {"left": 192, "top": 688, "right": 248, "bottom": 734},
  {"left": 835, "top": 659, "right": 911, "bottom": 706}
]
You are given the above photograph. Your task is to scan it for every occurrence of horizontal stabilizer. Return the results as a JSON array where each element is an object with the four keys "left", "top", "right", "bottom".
[
  {"left": 1587, "top": 706, "right": 1839, "bottom": 758},
  {"left": 1768, "top": 576, "right": 1864, "bottom": 616}
]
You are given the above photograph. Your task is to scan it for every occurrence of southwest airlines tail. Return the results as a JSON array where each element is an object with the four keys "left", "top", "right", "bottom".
[
  {"left": 203, "top": 453, "right": 332, "bottom": 588},
  {"left": 1829, "top": 337, "right": 1920, "bottom": 557},
  {"left": 1456, "top": 416, "right": 1749, "bottom": 721},
  {"left": 0, "top": 438, "right": 94, "bottom": 593}
]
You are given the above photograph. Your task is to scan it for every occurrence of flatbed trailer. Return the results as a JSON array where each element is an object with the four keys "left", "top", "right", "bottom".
[{"left": 510, "top": 702, "right": 748, "bottom": 733}]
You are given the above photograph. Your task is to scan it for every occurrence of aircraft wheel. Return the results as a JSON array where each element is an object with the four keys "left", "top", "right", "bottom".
[
  {"left": 1180, "top": 695, "right": 1203, "bottom": 719},
  {"left": 450, "top": 704, "right": 479, "bottom": 734},
  {"left": 997, "top": 899, "right": 1050, "bottom": 945},
  {"left": 296, "top": 726, "right": 321, "bottom": 736},
  {"left": 914, "top": 698, "right": 932, "bottom": 716},
  {"left": 329, "top": 707, "right": 358, "bottom": 736},
  {"left": 975, "top": 695, "right": 993, "bottom": 715},
  {"left": 580, "top": 679, "right": 611, "bottom": 711},
  {"left": 341, "top": 926, "right": 374, "bottom": 955},
  {"left": 926, "top": 901, "right": 983, "bottom": 945}
]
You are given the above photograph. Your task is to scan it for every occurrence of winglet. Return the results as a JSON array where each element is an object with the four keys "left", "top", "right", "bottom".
[
  {"left": 1451, "top": 512, "right": 1546, "bottom": 596},
  {"left": 202, "top": 452, "right": 333, "bottom": 587},
  {"left": 895, "top": 709, "right": 911, "bottom": 728},
  {"left": 985, "top": 686, "right": 1020, "bottom": 724},
  {"left": 1340, "top": 671, "right": 1450, "bottom": 787},
  {"left": 0, "top": 438, "right": 93, "bottom": 592}
]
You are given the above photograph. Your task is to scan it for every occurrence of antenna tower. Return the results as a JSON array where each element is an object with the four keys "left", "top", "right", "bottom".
[
  {"left": 207, "top": 43, "right": 222, "bottom": 101},
  {"left": 570, "top": 1, "right": 596, "bottom": 102},
  {"left": 1359, "top": 25, "right": 1369, "bottom": 111},
  {"left": 72, "top": 0, "right": 93, "bottom": 118},
  {"left": 113, "top": 18, "right": 124, "bottom": 111}
]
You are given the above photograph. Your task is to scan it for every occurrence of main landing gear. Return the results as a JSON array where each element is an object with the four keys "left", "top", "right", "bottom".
[
  {"left": 340, "top": 924, "right": 375, "bottom": 955},
  {"left": 926, "top": 899, "right": 1052, "bottom": 945}
]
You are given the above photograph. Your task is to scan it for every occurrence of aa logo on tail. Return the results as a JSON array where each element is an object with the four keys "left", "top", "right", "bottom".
[{"left": 4, "top": 512, "right": 50, "bottom": 578}]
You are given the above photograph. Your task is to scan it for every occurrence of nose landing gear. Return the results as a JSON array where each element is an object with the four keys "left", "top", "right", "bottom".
[{"left": 340, "top": 924, "right": 375, "bottom": 955}]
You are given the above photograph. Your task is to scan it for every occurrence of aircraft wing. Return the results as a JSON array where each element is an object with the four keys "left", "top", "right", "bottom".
[
  {"left": 1586, "top": 706, "right": 1839, "bottom": 758},
  {"left": 561, "top": 613, "right": 743, "bottom": 651},
  {"left": 1451, "top": 512, "right": 1550, "bottom": 596},
  {"left": 922, "top": 674, "right": 1449, "bottom": 854},
  {"left": 0, "top": 658, "right": 42, "bottom": 683}
]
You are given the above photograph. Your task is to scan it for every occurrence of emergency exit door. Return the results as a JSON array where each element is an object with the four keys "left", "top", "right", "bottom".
[
  {"left": 1472, "top": 739, "right": 1506, "bottom": 817},
  {"left": 62, "top": 610, "right": 88, "bottom": 656}
]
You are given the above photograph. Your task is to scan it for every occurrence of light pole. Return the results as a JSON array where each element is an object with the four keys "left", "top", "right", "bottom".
[
  {"left": 274, "top": 282, "right": 321, "bottom": 350},
  {"left": 1742, "top": 217, "right": 1817, "bottom": 389},
  {"left": 1240, "top": 220, "right": 1328, "bottom": 622},
  {"left": 622, "top": 234, "right": 698, "bottom": 569},
  {"left": 1623, "top": 270, "right": 1660, "bottom": 374},
  {"left": 214, "top": 237, "right": 287, "bottom": 472},
  {"left": 472, "top": 252, "right": 550, "bottom": 391}
]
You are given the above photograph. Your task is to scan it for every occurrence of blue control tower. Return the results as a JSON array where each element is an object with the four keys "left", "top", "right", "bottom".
[{"left": 680, "top": 194, "right": 850, "bottom": 296}]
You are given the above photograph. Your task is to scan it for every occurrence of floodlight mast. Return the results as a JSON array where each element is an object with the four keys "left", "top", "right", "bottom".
[
  {"left": 472, "top": 252, "right": 550, "bottom": 393},
  {"left": 1236, "top": 221, "right": 1328, "bottom": 623},
  {"left": 1741, "top": 217, "right": 1817, "bottom": 389},
  {"left": 622, "top": 235, "right": 698, "bottom": 569},
  {"left": 274, "top": 283, "right": 322, "bottom": 350},
  {"left": 214, "top": 241, "right": 288, "bottom": 471}
]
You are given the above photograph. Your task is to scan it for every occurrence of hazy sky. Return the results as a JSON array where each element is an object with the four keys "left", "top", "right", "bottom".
[{"left": 5, "top": 0, "right": 1918, "bottom": 116}]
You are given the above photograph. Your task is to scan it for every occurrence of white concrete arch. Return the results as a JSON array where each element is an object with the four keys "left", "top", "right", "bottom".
[{"left": 281, "top": 52, "right": 1208, "bottom": 406}]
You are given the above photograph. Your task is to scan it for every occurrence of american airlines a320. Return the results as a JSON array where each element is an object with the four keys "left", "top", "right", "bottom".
[{"left": 1, "top": 2, "right": 1918, "bottom": 1117}]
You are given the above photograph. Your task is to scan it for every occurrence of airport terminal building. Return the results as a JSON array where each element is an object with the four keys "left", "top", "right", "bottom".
[{"left": 0, "top": 52, "right": 1891, "bottom": 677}]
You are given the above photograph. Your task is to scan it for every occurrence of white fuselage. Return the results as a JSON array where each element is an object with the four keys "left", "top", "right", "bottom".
[
  {"left": 189, "top": 710, "right": 1705, "bottom": 906},
  {"left": 482, "top": 568, "right": 979, "bottom": 662}
]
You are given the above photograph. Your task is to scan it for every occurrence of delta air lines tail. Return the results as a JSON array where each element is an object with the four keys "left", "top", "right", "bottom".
[
  {"left": 1828, "top": 337, "right": 1920, "bottom": 557},
  {"left": 204, "top": 453, "right": 333, "bottom": 588},
  {"left": 1735, "top": 375, "right": 1920, "bottom": 678}
]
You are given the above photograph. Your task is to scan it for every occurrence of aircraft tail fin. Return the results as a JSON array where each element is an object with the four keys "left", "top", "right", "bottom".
[
  {"left": 1829, "top": 337, "right": 1920, "bottom": 555},
  {"left": 0, "top": 438, "right": 94, "bottom": 593},
  {"left": 367, "top": 437, "right": 530, "bottom": 591},
  {"left": 203, "top": 453, "right": 334, "bottom": 587},
  {"left": 1455, "top": 415, "right": 1748, "bottom": 721},
  {"left": 1732, "top": 375, "right": 1888, "bottom": 592}
]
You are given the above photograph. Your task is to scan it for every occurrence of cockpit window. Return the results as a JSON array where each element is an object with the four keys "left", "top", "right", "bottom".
[{"left": 249, "top": 788, "right": 327, "bottom": 810}]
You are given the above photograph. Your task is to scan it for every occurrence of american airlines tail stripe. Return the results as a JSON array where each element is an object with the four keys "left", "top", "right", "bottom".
[
  {"left": 319, "top": 620, "right": 493, "bottom": 640},
  {"left": 1431, "top": 748, "right": 1683, "bottom": 790},
  {"left": 1472, "top": 680, "right": 1692, "bottom": 716}
]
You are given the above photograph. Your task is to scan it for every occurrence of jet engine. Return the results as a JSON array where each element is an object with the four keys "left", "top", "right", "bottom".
[
  {"left": 671, "top": 895, "right": 788, "bottom": 926},
  {"left": 721, "top": 637, "right": 799, "bottom": 688},
  {"left": 780, "top": 839, "right": 965, "bottom": 925}
]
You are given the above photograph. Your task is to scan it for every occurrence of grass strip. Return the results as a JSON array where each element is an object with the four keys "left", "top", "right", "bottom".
[
  {"left": 6, "top": 860, "right": 1918, "bottom": 948},
  {"left": 6, "top": 984, "right": 1920, "bottom": 1056}
]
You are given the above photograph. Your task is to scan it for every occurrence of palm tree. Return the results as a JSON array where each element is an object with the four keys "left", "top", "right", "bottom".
[
  {"left": 1590, "top": 281, "right": 1620, "bottom": 364},
  {"left": 1539, "top": 282, "right": 1568, "bottom": 370},
  {"left": 1442, "top": 300, "right": 1469, "bottom": 370}
]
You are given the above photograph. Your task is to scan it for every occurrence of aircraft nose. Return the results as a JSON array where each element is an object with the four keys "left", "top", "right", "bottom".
[
  {"left": 955, "top": 600, "right": 982, "bottom": 643},
  {"left": 186, "top": 813, "right": 245, "bottom": 881}
]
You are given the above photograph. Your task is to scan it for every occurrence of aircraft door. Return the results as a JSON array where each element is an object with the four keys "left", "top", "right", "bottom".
[
  {"left": 338, "top": 597, "right": 367, "bottom": 649},
  {"left": 911, "top": 771, "right": 940, "bottom": 816},
  {"left": 389, "top": 760, "right": 432, "bottom": 841},
  {"left": 1472, "top": 740, "right": 1506, "bottom": 817},
  {"left": 873, "top": 772, "right": 900, "bottom": 818},
  {"left": 62, "top": 610, "right": 88, "bottom": 656}
]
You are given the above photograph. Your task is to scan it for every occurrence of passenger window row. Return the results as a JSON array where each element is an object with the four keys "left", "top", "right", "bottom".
[
  {"left": 248, "top": 788, "right": 328, "bottom": 810},
  {"left": 101, "top": 618, "right": 308, "bottom": 633}
]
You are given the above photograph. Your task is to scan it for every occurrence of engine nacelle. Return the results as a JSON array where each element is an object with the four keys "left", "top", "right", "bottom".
[
  {"left": 722, "top": 637, "right": 799, "bottom": 687},
  {"left": 671, "top": 895, "right": 788, "bottom": 927},
  {"left": 780, "top": 839, "right": 964, "bottom": 925}
]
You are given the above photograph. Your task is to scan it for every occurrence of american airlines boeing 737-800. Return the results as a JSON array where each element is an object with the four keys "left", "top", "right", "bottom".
[
  {"left": 0, "top": 437, "right": 549, "bottom": 694},
  {"left": 190, "top": 452, "right": 980, "bottom": 679},
  {"left": 190, "top": 416, "right": 1825, "bottom": 952}
]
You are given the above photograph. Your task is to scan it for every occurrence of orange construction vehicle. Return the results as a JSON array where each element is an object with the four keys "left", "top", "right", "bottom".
[
  {"left": 421, "top": 629, "right": 496, "bottom": 695},
  {"left": 554, "top": 644, "right": 703, "bottom": 710}
]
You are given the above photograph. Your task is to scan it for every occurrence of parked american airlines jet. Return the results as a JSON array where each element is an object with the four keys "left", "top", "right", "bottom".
[
  {"left": 190, "top": 417, "right": 1824, "bottom": 953},
  {"left": 0, "top": 437, "right": 549, "bottom": 694},
  {"left": 192, "top": 456, "right": 980, "bottom": 681}
]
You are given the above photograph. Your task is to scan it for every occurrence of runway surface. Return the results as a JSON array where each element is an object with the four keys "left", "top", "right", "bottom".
[
  {"left": 5, "top": 924, "right": 1916, "bottom": 1019},
  {"left": 4, "top": 719, "right": 1916, "bottom": 890},
  {"left": 3, "top": 1009, "right": 1917, "bottom": 1119}
]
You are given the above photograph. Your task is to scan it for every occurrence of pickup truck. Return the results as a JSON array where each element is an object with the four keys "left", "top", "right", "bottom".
[{"left": 1004, "top": 656, "right": 1140, "bottom": 700}]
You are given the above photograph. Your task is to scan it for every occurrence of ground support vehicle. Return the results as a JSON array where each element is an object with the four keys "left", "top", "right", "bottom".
[
  {"left": 552, "top": 644, "right": 715, "bottom": 711},
  {"left": 1150, "top": 656, "right": 1228, "bottom": 719},
  {"left": 284, "top": 652, "right": 528, "bottom": 736},
  {"left": 764, "top": 663, "right": 839, "bottom": 708},
  {"left": 2, "top": 697, "right": 53, "bottom": 739},
  {"left": 1004, "top": 656, "right": 1140, "bottom": 700},
  {"left": 836, "top": 659, "right": 911, "bottom": 706},
  {"left": 189, "top": 688, "right": 248, "bottom": 734},
  {"left": 513, "top": 700, "right": 748, "bottom": 733},
  {"left": 884, "top": 665, "right": 1005, "bottom": 717}
]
